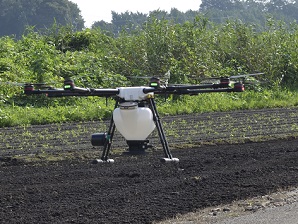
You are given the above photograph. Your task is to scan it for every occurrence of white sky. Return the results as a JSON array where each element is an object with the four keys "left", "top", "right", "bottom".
[{"left": 69, "top": 0, "right": 202, "bottom": 27}]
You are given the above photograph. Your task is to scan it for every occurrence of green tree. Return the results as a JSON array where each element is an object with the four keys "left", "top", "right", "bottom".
[
  {"left": 0, "top": 0, "right": 84, "bottom": 37},
  {"left": 200, "top": 0, "right": 236, "bottom": 11}
]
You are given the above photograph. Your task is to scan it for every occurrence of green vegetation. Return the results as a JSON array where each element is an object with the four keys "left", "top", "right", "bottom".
[
  {"left": 1, "top": 88, "right": 298, "bottom": 128},
  {"left": 1, "top": 12, "right": 298, "bottom": 127},
  {"left": 0, "top": 0, "right": 84, "bottom": 37},
  {"left": 3, "top": 0, "right": 298, "bottom": 38},
  {"left": 94, "top": 0, "right": 298, "bottom": 36}
]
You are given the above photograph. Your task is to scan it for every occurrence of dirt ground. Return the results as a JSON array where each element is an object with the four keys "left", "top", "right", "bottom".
[{"left": 1, "top": 108, "right": 298, "bottom": 224}]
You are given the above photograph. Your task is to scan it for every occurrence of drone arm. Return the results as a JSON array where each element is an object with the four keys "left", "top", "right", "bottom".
[
  {"left": 142, "top": 83, "right": 228, "bottom": 93},
  {"left": 168, "top": 83, "right": 229, "bottom": 90},
  {"left": 24, "top": 88, "right": 65, "bottom": 95},
  {"left": 144, "top": 83, "right": 244, "bottom": 95},
  {"left": 61, "top": 86, "right": 120, "bottom": 97},
  {"left": 89, "top": 88, "right": 120, "bottom": 96},
  {"left": 177, "top": 87, "right": 237, "bottom": 95},
  {"left": 24, "top": 85, "right": 120, "bottom": 97}
]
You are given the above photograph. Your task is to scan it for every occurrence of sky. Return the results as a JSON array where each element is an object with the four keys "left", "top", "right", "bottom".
[{"left": 69, "top": 0, "right": 202, "bottom": 27}]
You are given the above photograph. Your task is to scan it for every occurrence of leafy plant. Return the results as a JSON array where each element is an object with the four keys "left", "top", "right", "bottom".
[{"left": 1, "top": 16, "right": 298, "bottom": 127}]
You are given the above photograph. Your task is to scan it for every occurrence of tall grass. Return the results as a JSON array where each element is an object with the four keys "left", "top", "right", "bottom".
[
  {"left": 1, "top": 88, "right": 297, "bottom": 127},
  {"left": 158, "top": 88, "right": 298, "bottom": 115},
  {"left": 0, "top": 98, "right": 113, "bottom": 127}
]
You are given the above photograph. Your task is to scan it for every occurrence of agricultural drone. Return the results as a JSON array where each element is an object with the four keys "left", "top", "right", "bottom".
[{"left": 22, "top": 73, "right": 262, "bottom": 163}]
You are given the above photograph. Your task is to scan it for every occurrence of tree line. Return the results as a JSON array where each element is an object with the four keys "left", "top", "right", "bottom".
[
  {"left": 0, "top": 0, "right": 84, "bottom": 37},
  {"left": 93, "top": 0, "right": 298, "bottom": 35},
  {"left": 2, "top": 0, "right": 298, "bottom": 37}
]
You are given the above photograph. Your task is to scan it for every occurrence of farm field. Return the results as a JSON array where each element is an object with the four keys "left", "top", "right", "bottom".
[{"left": 1, "top": 107, "right": 298, "bottom": 223}]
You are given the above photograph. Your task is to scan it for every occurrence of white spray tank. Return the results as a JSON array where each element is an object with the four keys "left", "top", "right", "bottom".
[{"left": 113, "top": 102, "right": 156, "bottom": 141}]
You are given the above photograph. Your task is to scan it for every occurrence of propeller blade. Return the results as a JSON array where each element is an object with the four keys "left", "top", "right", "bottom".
[
  {"left": 0, "top": 81, "right": 53, "bottom": 89},
  {"left": 126, "top": 76, "right": 152, "bottom": 79},
  {"left": 202, "top": 73, "right": 264, "bottom": 81},
  {"left": 229, "top": 73, "right": 264, "bottom": 79},
  {"left": 0, "top": 81, "right": 26, "bottom": 86}
]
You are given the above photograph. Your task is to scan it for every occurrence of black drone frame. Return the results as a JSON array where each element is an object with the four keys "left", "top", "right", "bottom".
[{"left": 24, "top": 77, "right": 244, "bottom": 162}]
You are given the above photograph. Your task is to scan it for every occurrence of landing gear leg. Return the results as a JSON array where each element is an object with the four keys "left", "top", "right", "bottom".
[
  {"left": 148, "top": 98, "right": 179, "bottom": 163},
  {"left": 93, "top": 100, "right": 119, "bottom": 163}
]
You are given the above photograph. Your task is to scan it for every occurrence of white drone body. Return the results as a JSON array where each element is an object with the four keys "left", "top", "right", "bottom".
[{"left": 117, "top": 86, "right": 153, "bottom": 101}]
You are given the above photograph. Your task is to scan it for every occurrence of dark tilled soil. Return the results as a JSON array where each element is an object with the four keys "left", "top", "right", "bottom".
[
  {"left": 1, "top": 138, "right": 298, "bottom": 223},
  {"left": 1, "top": 108, "right": 298, "bottom": 224}
]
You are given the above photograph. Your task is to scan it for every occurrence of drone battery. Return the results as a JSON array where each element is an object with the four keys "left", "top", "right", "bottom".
[{"left": 91, "top": 133, "right": 107, "bottom": 146}]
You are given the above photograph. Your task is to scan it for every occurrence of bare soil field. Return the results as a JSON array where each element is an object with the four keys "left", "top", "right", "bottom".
[{"left": 1, "top": 107, "right": 298, "bottom": 224}]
